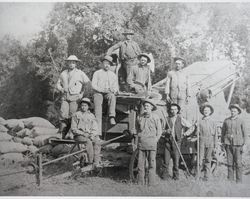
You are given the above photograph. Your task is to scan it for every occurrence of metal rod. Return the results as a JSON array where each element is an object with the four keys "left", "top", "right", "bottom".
[
  {"left": 227, "top": 82, "right": 236, "bottom": 107},
  {"left": 101, "top": 134, "right": 126, "bottom": 147},
  {"left": 42, "top": 149, "right": 85, "bottom": 166}
]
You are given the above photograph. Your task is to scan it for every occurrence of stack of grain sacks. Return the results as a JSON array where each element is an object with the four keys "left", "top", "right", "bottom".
[{"left": 0, "top": 116, "right": 61, "bottom": 165}]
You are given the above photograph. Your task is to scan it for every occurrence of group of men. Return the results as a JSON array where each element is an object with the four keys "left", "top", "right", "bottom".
[{"left": 55, "top": 29, "right": 247, "bottom": 186}]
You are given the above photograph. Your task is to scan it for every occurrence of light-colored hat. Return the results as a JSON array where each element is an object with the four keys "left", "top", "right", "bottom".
[
  {"left": 200, "top": 103, "right": 214, "bottom": 115},
  {"left": 122, "top": 29, "right": 134, "bottom": 35},
  {"left": 229, "top": 104, "right": 242, "bottom": 114},
  {"left": 138, "top": 53, "right": 151, "bottom": 63},
  {"left": 173, "top": 56, "right": 186, "bottom": 66},
  {"left": 142, "top": 98, "right": 157, "bottom": 111},
  {"left": 65, "top": 55, "right": 81, "bottom": 62},
  {"left": 102, "top": 55, "right": 113, "bottom": 64},
  {"left": 80, "top": 98, "right": 92, "bottom": 108}
]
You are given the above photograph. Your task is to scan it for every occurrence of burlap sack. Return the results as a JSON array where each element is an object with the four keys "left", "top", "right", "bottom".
[
  {"left": 0, "top": 153, "right": 24, "bottom": 164},
  {"left": 13, "top": 137, "right": 23, "bottom": 143},
  {"left": 38, "top": 144, "right": 53, "bottom": 154},
  {"left": 5, "top": 119, "right": 24, "bottom": 131},
  {"left": 0, "top": 125, "right": 8, "bottom": 133},
  {"left": 22, "top": 137, "right": 33, "bottom": 146},
  {"left": 0, "top": 133, "right": 12, "bottom": 142},
  {"left": 21, "top": 117, "right": 56, "bottom": 129},
  {"left": 28, "top": 145, "right": 39, "bottom": 154},
  {"left": 0, "top": 117, "right": 6, "bottom": 126},
  {"left": 30, "top": 127, "right": 59, "bottom": 138},
  {"left": 51, "top": 144, "right": 78, "bottom": 157},
  {"left": 33, "top": 134, "right": 61, "bottom": 147},
  {"left": 16, "top": 128, "right": 31, "bottom": 138},
  {"left": 0, "top": 142, "right": 28, "bottom": 154}
]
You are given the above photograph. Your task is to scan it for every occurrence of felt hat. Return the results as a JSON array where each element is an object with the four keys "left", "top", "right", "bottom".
[
  {"left": 200, "top": 103, "right": 214, "bottom": 115},
  {"left": 169, "top": 103, "right": 181, "bottom": 114},
  {"left": 65, "top": 55, "right": 81, "bottom": 62},
  {"left": 102, "top": 55, "right": 113, "bottom": 65},
  {"left": 173, "top": 56, "right": 186, "bottom": 66},
  {"left": 80, "top": 98, "right": 93, "bottom": 108},
  {"left": 138, "top": 53, "right": 151, "bottom": 63},
  {"left": 142, "top": 98, "right": 157, "bottom": 111},
  {"left": 229, "top": 104, "right": 242, "bottom": 114}
]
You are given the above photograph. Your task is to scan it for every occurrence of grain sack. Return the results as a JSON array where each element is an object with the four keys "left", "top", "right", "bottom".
[
  {"left": 22, "top": 137, "right": 33, "bottom": 146},
  {"left": 28, "top": 145, "right": 38, "bottom": 154},
  {"left": 0, "top": 125, "right": 8, "bottom": 133},
  {"left": 16, "top": 128, "right": 31, "bottom": 138},
  {"left": 38, "top": 144, "right": 53, "bottom": 154},
  {"left": 0, "top": 117, "right": 6, "bottom": 126},
  {"left": 0, "top": 142, "right": 28, "bottom": 154},
  {"left": 5, "top": 119, "right": 24, "bottom": 131},
  {"left": 21, "top": 117, "right": 56, "bottom": 129},
  {"left": 51, "top": 144, "right": 78, "bottom": 157},
  {"left": 31, "top": 127, "right": 58, "bottom": 138},
  {"left": 0, "top": 133, "right": 12, "bottom": 142},
  {"left": 0, "top": 153, "right": 24, "bottom": 164},
  {"left": 13, "top": 137, "right": 23, "bottom": 143},
  {"left": 33, "top": 134, "right": 61, "bottom": 147}
]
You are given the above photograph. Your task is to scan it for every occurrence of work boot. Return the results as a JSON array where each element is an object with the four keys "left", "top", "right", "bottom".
[
  {"left": 109, "top": 117, "right": 116, "bottom": 125},
  {"left": 161, "top": 168, "right": 171, "bottom": 180}
]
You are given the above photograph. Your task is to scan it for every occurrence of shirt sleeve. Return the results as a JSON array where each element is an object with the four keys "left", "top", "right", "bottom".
[
  {"left": 165, "top": 72, "right": 171, "bottom": 95},
  {"left": 112, "top": 73, "right": 119, "bottom": 92},
  {"left": 91, "top": 71, "right": 102, "bottom": 93},
  {"left": 221, "top": 120, "right": 227, "bottom": 144},
  {"left": 241, "top": 119, "right": 246, "bottom": 145},
  {"left": 56, "top": 74, "right": 64, "bottom": 92},
  {"left": 155, "top": 115, "right": 163, "bottom": 140},
  {"left": 90, "top": 115, "right": 99, "bottom": 136},
  {"left": 106, "top": 42, "right": 122, "bottom": 56},
  {"left": 81, "top": 71, "right": 90, "bottom": 83}
]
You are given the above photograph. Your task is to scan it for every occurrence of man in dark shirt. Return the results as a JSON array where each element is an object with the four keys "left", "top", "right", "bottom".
[{"left": 221, "top": 104, "right": 246, "bottom": 183}]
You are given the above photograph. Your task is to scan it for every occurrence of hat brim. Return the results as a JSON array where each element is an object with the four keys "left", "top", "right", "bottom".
[
  {"left": 229, "top": 105, "right": 241, "bottom": 114},
  {"left": 200, "top": 105, "right": 214, "bottom": 115},
  {"left": 80, "top": 100, "right": 92, "bottom": 108},
  {"left": 142, "top": 100, "right": 157, "bottom": 111},
  {"left": 138, "top": 54, "right": 151, "bottom": 63},
  {"left": 65, "top": 59, "right": 81, "bottom": 62},
  {"left": 122, "top": 32, "right": 134, "bottom": 35},
  {"left": 102, "top": 58, "right": 113, "bottom": 65}
]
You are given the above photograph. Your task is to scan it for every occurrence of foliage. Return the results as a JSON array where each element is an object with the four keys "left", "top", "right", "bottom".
[{"left": 1, "top": 2, "right": 250, "bottom": 121}]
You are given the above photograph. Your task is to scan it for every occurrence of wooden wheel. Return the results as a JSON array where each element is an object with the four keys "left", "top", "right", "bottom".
[{"left": 129, "top": 148, "right": 139, "bottom": 182}]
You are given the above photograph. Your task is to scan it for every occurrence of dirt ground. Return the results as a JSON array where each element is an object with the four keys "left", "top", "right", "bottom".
[{"left": 1, "top": 113, "right": 250, "bottom": 197}]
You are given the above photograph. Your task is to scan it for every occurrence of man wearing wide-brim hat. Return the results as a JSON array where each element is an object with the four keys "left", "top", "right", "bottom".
[
  {"left": 161, "top": 103, "right": 193, "bottom": 181},
  {"left": 70, "top": 97, "right": 101, "bottom": 166},
  {"left": 198, "top": 103, "right": 217, "bottom": 181},
  {"left": 136, "top": 98, "right": 162, "bottom": 186},
  {"left": 127, "top": 53, "right": 152, "bottom": 94},
  {"left": 106, "top": 29, "right": 141, "bottom": 84},
  {"left": 221, "top": 104, "right": 246, "bottom": 183},
  {"left": 165, "top": 56, "right": 190, "bottom": 107},
  {"left": 56, "top": 55, "right": 90, "bottom": 139},
  {"left": 92, "top": 55, "right": 119, "bottom": 129}
]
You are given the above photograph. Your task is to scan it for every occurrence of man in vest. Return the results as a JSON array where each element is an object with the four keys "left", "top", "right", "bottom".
[
  {"left": 221, "top": 104, "right": 246, "bottom": 183},
  {"left": 106, "top": 30, "right": 141, "bottom": 84},
  {"left": 137, "top": 98, "right": 162, "bottom": 186},
  {"left": 162, "top": 103, "right": 192, "bottom": 180},
  {"left": 127, "top": 53, "right": 152, "bottom": 94},
  {"left": 92, "top": 55, "right": 119, "bottom": 131},
  {"left": 56, "top": 55, "right": 90, "bottom": 138},
  {"left": 165, "top": 57, "right": 190, "bottom": 107}
]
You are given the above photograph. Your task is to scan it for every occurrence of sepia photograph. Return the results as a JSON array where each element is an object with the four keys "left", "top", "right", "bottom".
[{"left": 0, "top": 1, "right": 250, "bottom": 197}]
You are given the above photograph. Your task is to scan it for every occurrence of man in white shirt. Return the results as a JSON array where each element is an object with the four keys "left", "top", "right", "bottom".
[
  {"left": 56, "top": 55, "right": 90, "bottom": 138},
  {"left": 92, "top": 55, "right": 119, "bottom": 131},
  {"left": 165, "top": 57, "right": 189, "bottom": 107}
]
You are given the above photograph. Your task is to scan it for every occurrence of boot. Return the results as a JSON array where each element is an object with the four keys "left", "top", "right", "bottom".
[
  {"left": 59, "top": 121, "right": 68, "bottom": 139},
  {"left": 161, "top": 167, "right": 171, "bottom": 180}
]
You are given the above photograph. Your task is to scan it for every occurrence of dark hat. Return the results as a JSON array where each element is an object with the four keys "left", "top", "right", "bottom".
[
  {"left": 102, "top": 55, "right": 113, "bottom": 65},
  {"left": 200, "top": 103, "right": 214, "bottom": 115},
  {"left": 138, "top": 53, "right": 151, "bottom": 63},
  {"left": 173, "top": 57, "right": 186, "bottom": 66},
  {"left": 229, "top": 104, "right": 241, "bottom": 114},
  {"left": 142, "top": 98, "right": 157, "bottom": 111},
  {"left": 65, "top": 55, "right": 81, "bottom": 62},
  {"left": 122, "top": 29, "right": 134, "bottom": 35},
  {"left": 169, "top": 103, "right": 181, "bottom": 114},
  {"left": 80, "top": 98, "right": 92, "bottom": 108}
]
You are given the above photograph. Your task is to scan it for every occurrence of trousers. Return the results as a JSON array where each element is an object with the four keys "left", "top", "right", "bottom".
[
  {"left": 199, "top": 144, "right": 213, "bottom": 179},
  {"left": 137, "top": 150, "right": 156, "bottom": 186},
  {"left": 74, "top": 135, "right": 101, "bottom": 164},
  {"left": 225, "top": 145, "right": 243, "bottom": 183},
  {"left": 163, "top": 138, "right": 181, "bottom": 180},
  {"left": 93, "top": 92, "right": 116, "bottom": 134}
]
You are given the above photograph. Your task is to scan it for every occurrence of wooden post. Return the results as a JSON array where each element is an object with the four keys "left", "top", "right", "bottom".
[
  {"left": 196, "top": 101, "right": 200, "bottom": 180},
  {"left": 36, "top": 154, "right": 43, "bottom": 186},
  {"left": 227, "top": 82, "right": 236, "bottom": 107}
]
